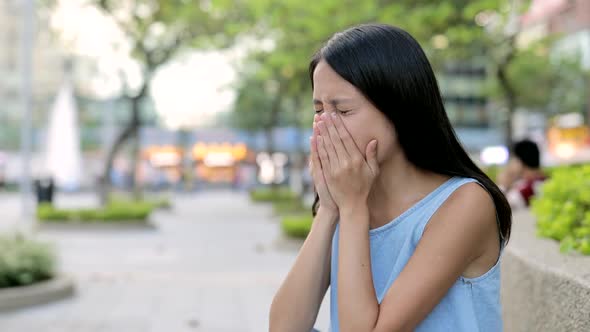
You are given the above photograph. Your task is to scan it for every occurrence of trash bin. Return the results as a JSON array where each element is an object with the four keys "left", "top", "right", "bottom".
[{"left": 34, "top": 177, "right": 54, "bottom": 205}]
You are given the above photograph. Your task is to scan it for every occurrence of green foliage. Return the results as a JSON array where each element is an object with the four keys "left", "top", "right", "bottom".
[
  {"left": 37, "top": 201, "right": 153, "bottom": 223},
  {"left": 485, "top": 42, "right": 590, "bottom": 113},
  {"left": 108, "top": 193, "right": 172, "bottom": 210},
  {"left": 272, "top": 198, "right": 308, "bottom": 215},
  {"left": 482, "top": 165, "right": 500, "bottom": 183},
  {"left": 281, "top": 215, "right": 313, "bottom": 239},
  {"left": 531, "top": 165, "right": 590, "bottom": 255},
  {"left": 249, "top": 187, "right": 298, "bottom": 203},
  {"left": 0, "top": 234, "right": 56, "bottom": 288}
]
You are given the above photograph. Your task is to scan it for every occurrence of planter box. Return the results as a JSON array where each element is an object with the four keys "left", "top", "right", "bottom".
[
  {"left": 0, "top": 276, "right": 75, "bottom": 311},
  {"left": 502, "top": 210, "right": 590, "bottom": 332}
]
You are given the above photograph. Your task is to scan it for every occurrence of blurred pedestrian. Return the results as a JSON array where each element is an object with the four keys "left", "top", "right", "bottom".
[{"left": 497, "top": 139, "right": 547, "bottom": 209}]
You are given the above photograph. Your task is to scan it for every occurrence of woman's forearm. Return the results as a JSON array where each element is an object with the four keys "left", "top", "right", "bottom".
[
  {"left": 338, "top": 204, "right": 379, "bottom": 332},
  {"left": 269, "top": 207, "right": 338, "bottom": 332}
]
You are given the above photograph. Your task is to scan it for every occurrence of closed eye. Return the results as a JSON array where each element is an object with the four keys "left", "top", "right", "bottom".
[{"left": 314, "top": 109, "right": 352, "bottom": 115}]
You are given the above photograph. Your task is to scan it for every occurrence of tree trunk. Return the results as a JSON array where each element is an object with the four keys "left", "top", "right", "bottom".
[
  {"left": 497, "top": 62, "right": 516, "bottom": 147},
  {"left": 128, "top": 96, "right": 142, "bottom": 201},
  {"left": 267, "top": 82, "right": 284, "bottom": 190},
  {"left": 99, "top": 122, "right": 137, "bottom": 205},
  {"left": 293, "top": 98, "right": 307, "bottom": 203},
  {"left": 496, "top": 38, "right": 517, "bottom": 148},
  {"left": 99, "top": 83, "right": 147, "bottom": 205}
]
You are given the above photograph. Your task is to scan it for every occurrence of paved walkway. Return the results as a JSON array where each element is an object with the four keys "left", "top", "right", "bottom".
[{"left": 0, "top": 190, "right": 330, "bottom": 331}]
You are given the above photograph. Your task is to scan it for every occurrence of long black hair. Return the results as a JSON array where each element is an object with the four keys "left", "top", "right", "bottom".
[{"left": 309, "top": 23, "right": 511, "bottom": 244}]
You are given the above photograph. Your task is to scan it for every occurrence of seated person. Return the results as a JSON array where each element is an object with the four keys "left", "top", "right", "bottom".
[{"left": 497, "top": 139, "right": 547, "bottom": 208}]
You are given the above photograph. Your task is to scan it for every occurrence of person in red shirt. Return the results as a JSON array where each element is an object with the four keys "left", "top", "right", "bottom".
[{"left": 497, "top": 139, "right": 547, "bottom": 208}]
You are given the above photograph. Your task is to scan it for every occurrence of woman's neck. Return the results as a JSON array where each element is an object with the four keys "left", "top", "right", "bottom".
[{"left": 366, "top": 153, "right": 449, "bottom": 228}]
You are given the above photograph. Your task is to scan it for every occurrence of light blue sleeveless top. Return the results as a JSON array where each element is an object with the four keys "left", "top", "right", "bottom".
[{"left": 329, "top": 177, "right": 504, "bottom": 332}]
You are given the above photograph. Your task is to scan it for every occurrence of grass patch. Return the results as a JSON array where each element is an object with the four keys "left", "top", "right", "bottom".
[
  {"left": 272, "top": 198, "right": 309, "bottom": 215},
  {"left": 37, "top": 201, "right": 153, "bottom": 223},
  {"left": 281, "top": 214, "right": 313, "bottom": 239},
  {"left": 108, "top": 193, "right": 172, "bottom": 210},
  {"left": 250, "top": 187, "right": 298, "bottom": 203}
]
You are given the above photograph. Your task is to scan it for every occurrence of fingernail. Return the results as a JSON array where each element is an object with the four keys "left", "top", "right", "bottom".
[
  {"left": 331, "top": 113, "right": 337, "bottom": 118},
  {"left": 321, "top": 113, "right": 327, "bottom": 119}
]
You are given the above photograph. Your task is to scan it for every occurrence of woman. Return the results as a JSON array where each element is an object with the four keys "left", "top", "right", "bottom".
[{"left": 270, "top": 24, "right": 511, "bottom": 332}]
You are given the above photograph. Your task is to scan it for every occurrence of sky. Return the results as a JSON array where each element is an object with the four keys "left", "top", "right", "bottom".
[{"left": 49, "top": 0, "right": 250, "bottom": 129}]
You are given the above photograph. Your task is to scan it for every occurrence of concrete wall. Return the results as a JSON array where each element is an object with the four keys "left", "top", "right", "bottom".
[{"left": 501, "top": 211, "right": 590, "bottom": 332}]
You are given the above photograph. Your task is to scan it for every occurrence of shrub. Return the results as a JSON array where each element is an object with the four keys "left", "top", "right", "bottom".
[
  {"left": 250, "top": 187, "right": 298, "bottom": 203},
  {"left": 531, "top": 164, "right": 590, "bottom": 255},
  {"left": 0, "top": 234, "right": 56, "bottom": 288},
  {"left": 37, "top": 201, "right": 153, "bottom": 223},
  {"left": 273, "top": 198, "right": 308, "bottom": 215},
  {"left": 281, "top": 215, "right": 313, "bottom": 239},
  {"left": 108, "top": 193, "right": 172, "bottom": 210}
]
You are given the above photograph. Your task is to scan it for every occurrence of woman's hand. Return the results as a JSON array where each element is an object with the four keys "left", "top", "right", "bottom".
[
  {"left": 315, "top": 112, "right": 379, "bottom": 212},
  {"left": 310, "top": 114, "right": 338, "bottom": 215}
]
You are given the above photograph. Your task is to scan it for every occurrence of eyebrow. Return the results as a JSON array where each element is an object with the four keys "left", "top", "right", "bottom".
[{"left": 313, "top": 98, "right": 355, "bottom": 106}]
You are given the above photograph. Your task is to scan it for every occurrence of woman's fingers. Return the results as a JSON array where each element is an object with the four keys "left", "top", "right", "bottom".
[
  {"left": 322, "top": 113, "right": 349, "bottom": 163},
  {"left": 310, "top": 126, "right": 321, "bottom": 171},
  {"left": 330, "top": 112, "right": 362, "bottom": 159},
  {"left": 316, "top": 135, "right": 331, "bottom": 173},
  {"left": 317, "top": 120, "right": 339, "bottom": 169}
]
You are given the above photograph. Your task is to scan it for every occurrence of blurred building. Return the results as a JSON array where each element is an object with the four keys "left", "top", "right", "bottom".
[
  {"left": 438, "top": 59, "right": 505, "bottom": 154},
  {"left": 520, "top": 0, "right": 590, "bottom": 69},
  {"left": 518, "top": 0, "right": 590, "bottom": 164},
  {"left": 0, "top": 1, "right": 64, "bottom": 150},
  {"left": 520, "top": 0, "right": 590, "bottom": 115}
]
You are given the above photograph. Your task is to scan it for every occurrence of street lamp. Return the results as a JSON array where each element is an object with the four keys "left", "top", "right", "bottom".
[{"left": 19, "top": 0, "right": 35, "bottom": 230}]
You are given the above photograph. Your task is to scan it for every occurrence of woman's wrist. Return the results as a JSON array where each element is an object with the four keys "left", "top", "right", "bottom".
[
  {"left": 339, "top": 203, "right": 370, "bottom": 226},
  {"left": 315, "top": 206, "right": 339, "bottom": 229}
]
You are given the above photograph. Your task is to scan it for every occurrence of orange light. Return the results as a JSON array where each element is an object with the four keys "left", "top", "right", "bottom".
[
  {"left": 193, "top": 143, "right": 208, "bottom": 160},
  {"left": 232, "top": 143, "right": 247, "bottom": 160}
]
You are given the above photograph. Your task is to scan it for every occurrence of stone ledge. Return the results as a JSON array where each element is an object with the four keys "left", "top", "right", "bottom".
[
  {"left": 0, "top": 276, "right": 75, "bottom": 311},
  {"left": 502, "top": 210, "right": 590, "bottom": 332}
]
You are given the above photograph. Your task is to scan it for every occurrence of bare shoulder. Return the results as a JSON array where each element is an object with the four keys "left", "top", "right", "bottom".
[
  {"left": 428, "top": 181, "right": 496, "bottom": 225},
  {"left": 424, "top": 181, "right": 498, "bottom": 263}
]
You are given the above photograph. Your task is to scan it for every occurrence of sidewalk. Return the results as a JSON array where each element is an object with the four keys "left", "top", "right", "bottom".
[{"left": 0, "top": 190, "right": 330, "bottom": 331}]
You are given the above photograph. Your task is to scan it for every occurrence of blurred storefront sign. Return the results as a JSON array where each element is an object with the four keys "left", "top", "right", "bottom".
[
  {"left": 547, "top": 113, "right": 590, "bottom": 160},
  {"left": 192, "top": 142, "right": 248, "bottom": 184},
  {"left": 141, "top": 142, "right": 250, "bottom": 185}
]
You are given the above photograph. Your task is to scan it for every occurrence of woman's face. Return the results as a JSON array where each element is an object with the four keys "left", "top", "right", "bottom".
[{"left": 312, "top": 60, "right": 397, "bottom": 163}]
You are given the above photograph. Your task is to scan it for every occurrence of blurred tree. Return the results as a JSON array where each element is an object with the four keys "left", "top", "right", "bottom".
[
  {"left": 486, "top": 43, "right": 590, "bottom": 117},
  {"left": 232, "top": 0, "right": 532, "bottom": 147},
  {"left": 92, "top": 0, "right": 247, "bottom": 202},
  {"left": 230, "top": 0, "right": 379, "bottom": 193},
  {"left": 377, "top": 0, "right": 533, "bottom": 144},
  {"left": 233, "top": 0, "right": 588, "bottom": 173}
]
